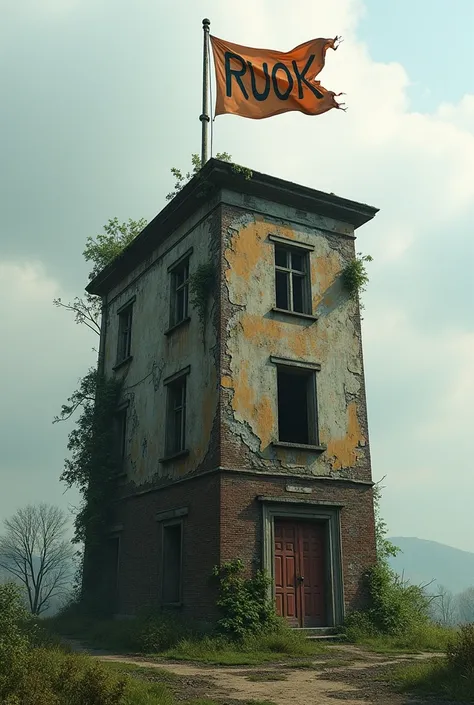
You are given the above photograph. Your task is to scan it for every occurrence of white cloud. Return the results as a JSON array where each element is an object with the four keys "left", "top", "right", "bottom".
[
  {"left": 208, "top": 0, "right": 474, "bottom": 548},
  {"left": 0, "top": 0, "right": 473, "bottom": 550},
  {"left": 0, "top": 260, "right": 93, "bottom": 520}
]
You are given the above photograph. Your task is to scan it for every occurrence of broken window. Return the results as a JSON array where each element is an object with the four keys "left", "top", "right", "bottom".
[
  {"left": 274, "top": 245, "right": 311, "bottom": 314},
  {"left": 162, "top": 522, "right": 182, "bottom": 604},
  {"left": 277, "top": 366, "right": 319, "bottom": 445},
  {"left": 166, "top": 374, "right": 187, "bottom": 456},
  {"left": 170, "top": 257, "right": 190, "bottom": 327},
  {"left": 117, "top": 303, "right": 133, "bottom": 362}
]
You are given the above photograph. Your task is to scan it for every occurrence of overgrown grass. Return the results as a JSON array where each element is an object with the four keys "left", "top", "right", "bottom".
[
  {"left": 388, "top": 657, "right": 474, "bottom": 702},
  {"left": 163, "top": 630, "right": 327, "bottom": 665},
  {"left": 48, "top": 611, "right": 328, "bottom": 665},
  {"left": 346, "top": 618, "right": 457, "bottom": 653}
]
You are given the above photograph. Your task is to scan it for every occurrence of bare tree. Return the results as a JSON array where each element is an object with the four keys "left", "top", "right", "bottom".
[
  {"left": 431, "top": 584, "right": 458, "bottom": 626},
  {"left": 457, "top": 586, "right": 474, "bottom": 624},
  {"left": 0, "top": 504, "right": 74, "bottom": 615}
]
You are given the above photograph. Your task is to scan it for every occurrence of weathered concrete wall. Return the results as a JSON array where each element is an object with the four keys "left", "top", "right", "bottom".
[
  {"left": 101, "top": 186, "right": 372, "bottom": 489},
  {"left": 219, "top": 194, "right": 372, "bottom": 482},
  {"left": 103, "top": 199, "right": 221, "bottom": 486}
]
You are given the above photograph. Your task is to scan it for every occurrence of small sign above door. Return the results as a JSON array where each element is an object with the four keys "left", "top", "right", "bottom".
[{"left": 285, "top": 485, "right": 312, "bottom": 494}]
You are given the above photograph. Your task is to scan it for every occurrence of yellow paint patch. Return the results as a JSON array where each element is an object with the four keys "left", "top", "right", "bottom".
[
  {"left": 325, "top": 403, "right": 365, "bottom": 470},
  {"left": 225, "top": 221, "right": 266, "bottom": 284},
  {"left": 312, "top": 251, "right": 341, "bottom": 306},
  {"left": 221, "top": 375, "right": 233, "bottom": 388},
  {"left": 239, "top": 313, "right": 325, "bottom": 361}
]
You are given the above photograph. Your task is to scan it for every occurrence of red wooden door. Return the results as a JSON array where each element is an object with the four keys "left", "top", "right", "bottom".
[
  {"left": 274, "top": 521, "right": 299, "bottom": 626},
  {"left": 274, "top": 520, "right": 326, "bottom": 627}
]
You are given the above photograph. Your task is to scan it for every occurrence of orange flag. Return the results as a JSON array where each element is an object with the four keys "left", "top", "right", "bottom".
[{"left": 210, "top": 35, "right": 344, "bottom": 120}]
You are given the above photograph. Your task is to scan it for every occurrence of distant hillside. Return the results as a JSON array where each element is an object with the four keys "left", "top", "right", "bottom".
[{"left": 388, "top": 537, "right": 474, "bottom": 594}]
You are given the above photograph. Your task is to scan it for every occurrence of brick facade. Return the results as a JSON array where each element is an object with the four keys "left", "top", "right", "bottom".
[{"left": 85, "top": 161, "right": 379, "bottom": 625}]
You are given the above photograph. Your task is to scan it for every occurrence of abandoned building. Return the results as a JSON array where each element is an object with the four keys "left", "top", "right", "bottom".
[{"left": 85, "top": 158, "right": 379, "bottom": 628}]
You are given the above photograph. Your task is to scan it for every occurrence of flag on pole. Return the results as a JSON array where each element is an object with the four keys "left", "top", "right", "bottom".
[{"left": 210, "top": 35, "right": 344, "bottom": 120}]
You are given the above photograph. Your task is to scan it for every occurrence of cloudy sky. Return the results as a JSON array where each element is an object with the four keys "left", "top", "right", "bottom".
[{"left": 1, "top": 0, "right": 473, "bottom": 551}]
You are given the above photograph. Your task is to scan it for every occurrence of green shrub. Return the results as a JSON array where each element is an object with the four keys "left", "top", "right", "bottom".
[
  {"left": 3, "top": 648, "right": 127, "bottom": 705},
  {"left": 344, "top": 610, "right": 379, "bottom": 641},
  {"left": 447, "top": 623, "right": 474, "bottom": 677},
  {"left": 0, "top": 583, "right": 35, "bottom": 698},
  {"left": 212, "top": 559, "right": 277, "bottom": 640},
  {"left": 133, "top": 611, "right": 193, "bottom": 652},
  {"left": 47, "top": 607, "right": 195, "bottom": 654},
  {"left": 368, "top": 562, "right": 430, "bottom": 635},
  {"left": 345, "top": 562, "right": 431, "bottom": 642}
]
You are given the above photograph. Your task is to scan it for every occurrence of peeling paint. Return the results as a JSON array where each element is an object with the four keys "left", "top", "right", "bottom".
[
  {"left": 101, "top": 188, "right": 371, "bottom": 489},
  {"left": 103, "top": 205, "right": 219, "bottom": 487},
  {"left": 222, "top": 205, "right": 369, "bottom": 479},
  {"left": 325, "top": 403, "right": 365, "bottom": 470}
]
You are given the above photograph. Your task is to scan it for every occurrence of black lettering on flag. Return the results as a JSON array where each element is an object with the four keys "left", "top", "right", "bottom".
[
  {"left": 271, "top": 63, "right": 293, "bottom": 100},
  {"left": 292, "top": 56, "right": 324, "bottom": 100},
  {"left": 225, "top": 52, "right": 249, "bottom": 99},
  {"left": 248, "top": 61, "right": 271, "bottom": 101}
]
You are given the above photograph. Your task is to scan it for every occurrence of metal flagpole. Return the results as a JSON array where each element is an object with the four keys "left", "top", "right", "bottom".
[{"left": 200, "top": 18, "right": 211, "bottom": 166}]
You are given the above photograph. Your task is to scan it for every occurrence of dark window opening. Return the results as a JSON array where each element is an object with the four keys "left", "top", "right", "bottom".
[
  {"left": 170, "top": 259, "right": 190, "bottom": 326},
  {"left": 166, "top": 376, "right": 187, "bottom": 455},
  {"left": 277, "top": 367, "right": 318, "bottom": 445},
  {"left": 117, "top": 305, "right": 133, "bottom": 362},
  {"left": 162, "top": 523, "right": 182, "bottom": 604},
  {"left": 274, "top": 245, "right": 311, "bottom": 314},
  {"left": 275, "top": 270, "right": 289, "bottom": 309}
]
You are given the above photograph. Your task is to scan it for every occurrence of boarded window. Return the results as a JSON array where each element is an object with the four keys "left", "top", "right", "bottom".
[
  {"left": 117, "top": 304, "right": 133, "bottom": 362},
  {"left": 274, "top": 245, "right": 311, "bottom": 314},
  {"left": 162, "top": 523, "right": 182, "bottom": 604},
  {"left": 277, "top": 366, "right": 318, "bottom": 445},
  {"left": 170, "top": 258, "right": 190, "bottom": 327}
]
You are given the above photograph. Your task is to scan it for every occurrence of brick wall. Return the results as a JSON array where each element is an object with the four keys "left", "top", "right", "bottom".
[
  {"left": 219, "top": 472, "right": 377, "bottom": 615},
  {"left": 113, "top": 472, "right": 220, "bottom": 618}
]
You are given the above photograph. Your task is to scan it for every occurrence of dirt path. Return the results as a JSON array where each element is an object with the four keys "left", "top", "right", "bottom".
[{"left": 63, "top": 640, "right": 444, "bottom": 705}]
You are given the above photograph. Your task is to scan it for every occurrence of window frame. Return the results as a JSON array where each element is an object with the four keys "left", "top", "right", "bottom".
[
  {"left": 270, "top": 356, "right": 323, "bottom": 450},
  {"left": 162, "top": 366, "right": 191, "bottom": 460},
  {"left": 116, "top": 298, "right": 135, "bottom": 365},
  {"left": 272, "top": 238, "right": 313, "bottom": 316},
  {"left": 168, "top": 250, "right": 192, "bottom": 329},
  {"left": 161, "top": 519, "right": 183, "bottom": 606}
]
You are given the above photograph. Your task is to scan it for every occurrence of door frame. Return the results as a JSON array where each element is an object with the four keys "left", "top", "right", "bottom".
[{"left": 259, "top": 497, "right": 345, "bottom": 627}]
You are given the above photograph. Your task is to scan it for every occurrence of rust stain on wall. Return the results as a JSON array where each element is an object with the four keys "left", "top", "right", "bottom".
[{"left": 325, "top": 403, "right": 364, "bottom": 470}]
